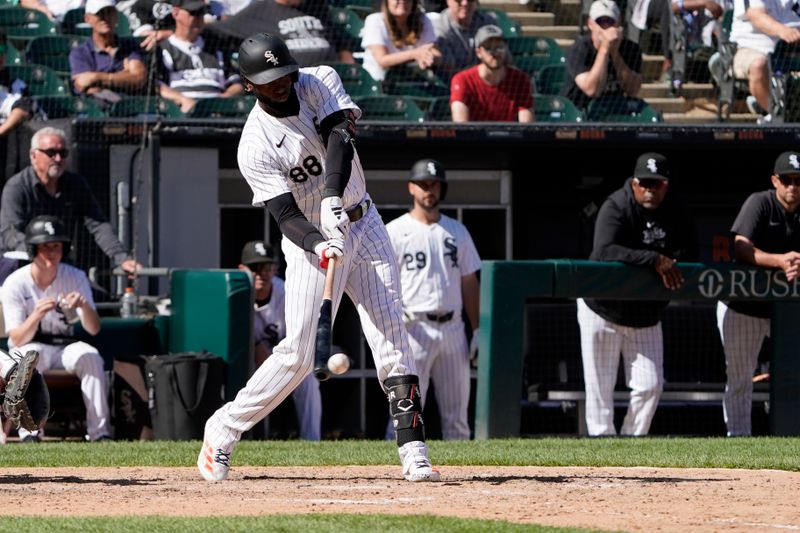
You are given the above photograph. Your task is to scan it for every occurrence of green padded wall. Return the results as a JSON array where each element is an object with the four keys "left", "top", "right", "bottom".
[{"left": 168, "top": 270, "right": 253, "bottom": 400}]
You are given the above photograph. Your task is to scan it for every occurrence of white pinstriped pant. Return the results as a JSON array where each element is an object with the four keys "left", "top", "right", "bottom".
[
  {"left": 15, "top": 341, "right": 110, "bottom": 441},
  {"left": 715, "top": 301, "right": 770, "bottom": 437},
  {"left": 385, "top": 316, "right": 471, "bottom": 441},
  {"left": 206, "top": 207, "right": 417, "bottom": 447},
  {"left": 576, "top": 299, "right": 664, "bottom": 436}
]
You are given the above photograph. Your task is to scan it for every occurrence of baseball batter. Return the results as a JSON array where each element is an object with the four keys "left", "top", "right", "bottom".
[
  {"left": 385, "top": 159, "right": 480, "bottom": 440},
  {"left": 577, "top": 153, "right": 697, "bottom": 436},
  {"left": 239, "top": 240, "right": 321, "bottom": 441},
  {"left": 716, "top": 151, "right": 800, "bottom": 437},
  {"left": 198, "top": 33, "right": 439, "bottom": 482},
  {"left": 3, "top": 215, "right": 110, "bottom": 442}
]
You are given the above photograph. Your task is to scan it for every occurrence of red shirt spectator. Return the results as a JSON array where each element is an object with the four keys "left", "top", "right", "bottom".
[
  {"left": 449, "top": 24, "right": 534, "bottom": 122},
  {"left": 450, "top": 64, "right": 533, "bottom": 121}
]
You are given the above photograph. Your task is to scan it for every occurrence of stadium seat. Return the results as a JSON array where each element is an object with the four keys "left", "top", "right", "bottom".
[
  {"left": 0, "top": 7, "right": 56, "bottom": 42},
  {"left": 329, "top": 62, "right": 381, "bottom": 97},
  {"left": 586, "top": 95, "right": 662, "bottom": 123},
  {"left": 354, "top": 95, "right": 425, "bottom": 122},
  {"left": 382, "top": 64, "right": 448, "bottom": 98},
  {"left": 768, "top": 40, "right": 800, "bottom": 123},
  {"left": 109, "top": 96, "right": 184, "bottom": 118},
  {"left": 535, "top": 63, "right": 567, "bottom": 95},
  {"left": 4, "top": 64, "right": 68, "bottom": 95},
  {"left": 5, "top": 40, "right": 23, "bottom": 65},
  {"left": 189, "top": 96, "right": 255, "bottom": 118},
  {"left": 712, "top": 9, "right": 749, "bottom": 121},
  {"left": 25, "top": 35, "right": 85, "bottom": 78},
  {"left": 34, "top": 95, "right": 106, "bottom": 118},
  {"left": 427, "top": 96, "right": 451, "bottom": 121},
  {"left": 533, "top": 94, "right": 583, "bottom": 122},
  {"left": 61, "top": 7, "right": 132, "bottom": 37},
  {"left": 329, "top": 6, "right": 364, "bottom": 52},
  {"left": 507, "top": 36, "right": 564, "bottom": 62},
  {"left": 479, "top": 9, "right": 522, "bottom": 39}
]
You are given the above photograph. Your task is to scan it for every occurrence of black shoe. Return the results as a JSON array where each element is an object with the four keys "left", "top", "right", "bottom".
[
  {"left": 93, "top": 435, "right": 113, "bottom": 442},
  {"left": 21, "top": 435, "right": 41, "bottom": 443}
]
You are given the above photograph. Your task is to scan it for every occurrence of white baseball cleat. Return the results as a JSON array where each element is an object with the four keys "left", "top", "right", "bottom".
[
  {"left": 197, "top": 419, "right": 236, "bottom": 482},
  {"left": 197, "top": 440, "right": 232, "bottom": 481},
  {"left": 399, "top": 440, "right": 441, "bottom": 482}
]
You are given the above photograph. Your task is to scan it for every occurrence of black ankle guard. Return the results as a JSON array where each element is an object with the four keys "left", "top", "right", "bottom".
[{"left": 385, "top": 374, "right": 426, "bottom": 446}]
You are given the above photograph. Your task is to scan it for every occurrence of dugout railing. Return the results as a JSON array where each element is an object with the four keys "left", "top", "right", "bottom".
[{"left": 475, "top": 260, "right": 800, "bottom": 439}]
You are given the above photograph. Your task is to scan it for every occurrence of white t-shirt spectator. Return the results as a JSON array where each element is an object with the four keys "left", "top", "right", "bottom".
[
  {"left": 360, "top": 12, "right": 437, "bottom": 81},
  {"left": 731, "top": 0, "right": 800, "bottom": 55}
]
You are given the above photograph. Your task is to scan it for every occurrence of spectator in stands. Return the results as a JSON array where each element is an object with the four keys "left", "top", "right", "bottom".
[
  {"left": 69, "top": 0, "right": 147, "bottom": 104},
  {"left": 716, "top": 151, "right": 800, "bottom": 437},
  {"left": 450, "top": 24, "right": 533, "bottom": 122},
  {"left": 361, "top": 0, "right": 440, "bottom": 82},
  {"left": 562, "top": 0, "right": 643, "bottom": 111},
  {"left": 0, "top": 30, "right": 33, "bottom": 139},
  {"left": 239, "top": 241, "right": 321, "bottom": 441},
  {"left": 117, "top": 0, "right": 176, "bottom": 51},
  {"left": 627, "top": 0, "right": 673, "bottom": 80},
  {"left": 208, "top": 0, "right": 253, "bottom": 20},
  {"left": 205, "top": 0, "right": 353, "bottom": 66},
  {"left": 0, "top": 127, "right": 140, "bottom": 275},
  {"left": 3, "top": 215, "right": 111, "bottom": 442},
  {"left": 576, "top": 153, "right": 697, "bottom": 437},
  {"left": 730, "top": 0, "right": 800, "bottom": 124},
  {"left": 431, "top": 0, "right": 494, "bottom": 82},
  {"left": 20, "top": 0, "right": 80, "bottom": 22},
  {"left": 157, "top": 0, "right": 243, "bottom": 113}
]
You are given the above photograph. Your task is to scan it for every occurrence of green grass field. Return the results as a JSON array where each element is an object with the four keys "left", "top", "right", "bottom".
[
  {"left": 3, "top": 437, "right": 798, "bottom": 532},
  {"left": 3, "top": 437, "right": 800, "bottom": 470}
]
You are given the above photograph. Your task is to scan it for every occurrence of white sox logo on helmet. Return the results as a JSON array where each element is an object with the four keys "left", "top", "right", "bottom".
[
  {"left": 790, "top": 154, "right": 800, "bottom": 169},
  {"left": 43, "top": 222, "right": 55, "bottom": 235},
  {"left": 255, "top": 242, "right": 267, "bottom": 256},
  {"left": 426, "top": 161, "right": 437, "bottom": 176},
  {"left": 264, "top": 51, "right": 279, "bottom": 66},
  {"left": 647, "top": 158, "right": 658, "bottom": 173}
]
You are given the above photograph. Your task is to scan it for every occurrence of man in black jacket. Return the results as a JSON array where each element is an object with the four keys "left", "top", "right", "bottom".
[{"left": 576, "top": 152, "right": 697, "bottom": 436}]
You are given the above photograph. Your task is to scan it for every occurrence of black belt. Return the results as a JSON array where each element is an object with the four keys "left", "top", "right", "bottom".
[
  {"left": 346, "top": 199, "right": 372, "bottom": 222},
  {"left": 32, "top": 333, "right": 77, "bottom": 346},
  {"left": 425, "top": 311, "right": 454, "bottom": 323}
]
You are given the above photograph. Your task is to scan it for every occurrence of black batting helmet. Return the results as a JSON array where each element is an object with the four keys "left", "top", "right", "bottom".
[
  {"left": 409, "top": 158, "right": 448, "bottom": 201},
  {"left": 25, "top": 215, "right": 71, "bottom": 260},
  {"left": 238, "top": 33, "right": 299, "bottom": 85}
]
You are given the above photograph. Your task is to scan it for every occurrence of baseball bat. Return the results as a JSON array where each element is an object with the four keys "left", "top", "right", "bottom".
[{"left": 313, "top": 256, "right": 337, "bottom": 381}]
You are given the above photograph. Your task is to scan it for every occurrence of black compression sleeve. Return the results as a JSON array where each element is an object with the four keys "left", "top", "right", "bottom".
[
  {"left": 266, "top": 192, "right": 325, "bottom": 253},
  {"left": 320, "top": 110, "right": 356, "bottom": 198}
]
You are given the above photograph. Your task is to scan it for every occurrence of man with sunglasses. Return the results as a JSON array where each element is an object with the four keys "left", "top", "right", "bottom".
[
  {"left": 716, "top": 151, "right": 800, "bottom": 436},
  {"left": 69, "top": 0, "right": 147, "bottom": 102},
  {"left": 432, "top": 0, "right": 494, "bottom": 82},
  {"left": 157, "top": 0, "right": 243, "bottom": 113},
  {"left": 576, "top": 152, "right": 697, "bottom": 436},
  {"left": 450, "top": 24, "right": 533, "bottom": 122},
  {"left": 0, "top": 127, "right": 140, "bottom": 276},
  {"left": 562, "top": 0, "right": 643, "bottom": 111},
  {"left": 238, "top": 241, "right": 321, "bottom": 441}
]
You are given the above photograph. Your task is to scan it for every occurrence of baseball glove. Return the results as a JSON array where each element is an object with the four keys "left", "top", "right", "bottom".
[{"left": 2, "top": 350, "right": 50, "bottom": 432}]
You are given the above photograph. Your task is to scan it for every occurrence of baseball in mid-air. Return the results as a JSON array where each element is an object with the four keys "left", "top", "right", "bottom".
[{"left": 327, "top": 352, "right": 350, "bottom": 375}]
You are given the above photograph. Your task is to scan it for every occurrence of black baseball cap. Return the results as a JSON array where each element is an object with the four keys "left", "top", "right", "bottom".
[
  {"left": 172, "top": 0, "right": 207, "bottom": 12},
  {"left": 774, "top": 151, "right": 800, "bottom": 176},
  {"left": 241, "top": 241, "right": 277, "bottom": 266},
  {"left": 633, "top": 152, "right": 669, "bottom": 181}
]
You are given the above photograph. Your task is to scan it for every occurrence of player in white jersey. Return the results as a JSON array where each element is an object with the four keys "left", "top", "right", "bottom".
[
  {"left": 385, "top": 159, "right": 480, "bottom": 440},
  {"left": 239, "top": 240, "right": 321, "bottom": 441},
  {"left": 198, "top": 33, "right": 439, "bottom": 482},
  {"left": 2, "top": 216, "right": 110, "bottom": 442},
  {"left": 717, "top": 151, "right": 800, "bottom": 436}
]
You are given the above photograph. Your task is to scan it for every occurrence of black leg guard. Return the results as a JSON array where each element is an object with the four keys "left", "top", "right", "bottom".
[{"left": 384, "top": 374, "right": 426, "bottom": 446}]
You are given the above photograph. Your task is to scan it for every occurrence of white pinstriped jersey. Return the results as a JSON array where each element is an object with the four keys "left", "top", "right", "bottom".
[
  {"left": 237, "top": 66, "right": 367, "bottom": 227},
  {"left": 386, "top": 213, "right": 481, "bottom": 314},
  {"left": 254, "top": 276, "right": 286, "bottom": 350},
  {"left": 2, "top": 263, "right": 95, "bottom": 342}
]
